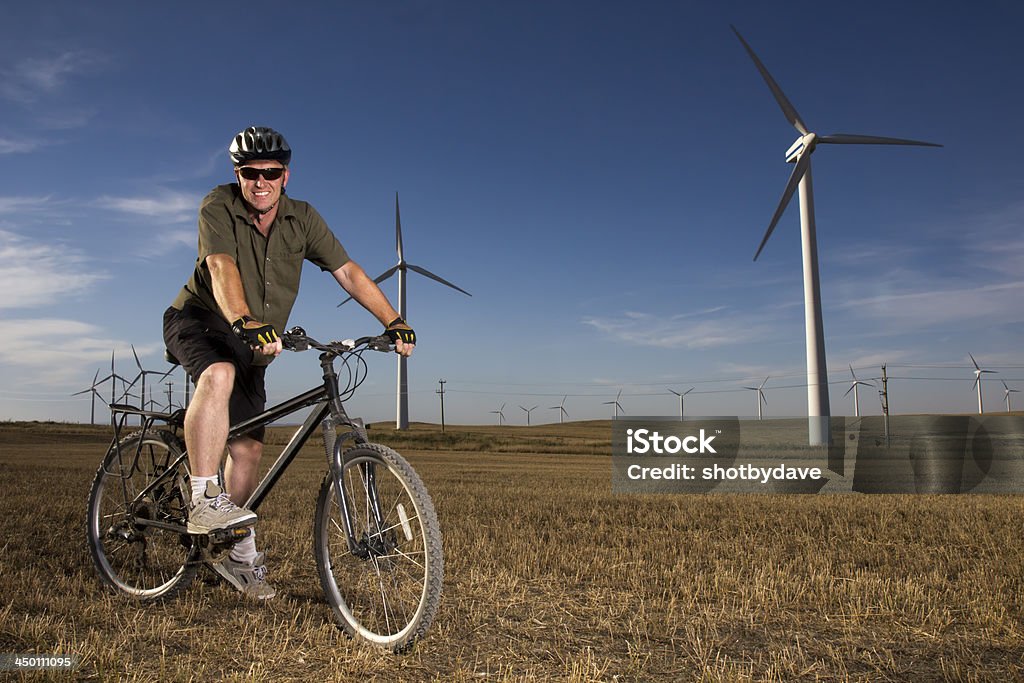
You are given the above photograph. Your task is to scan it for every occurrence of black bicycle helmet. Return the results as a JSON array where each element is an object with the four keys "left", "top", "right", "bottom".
[{"left": 229, "top": 126, "right": 291, "bottom": 165}]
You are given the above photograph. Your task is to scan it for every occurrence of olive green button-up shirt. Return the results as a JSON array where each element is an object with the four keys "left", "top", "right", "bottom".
[{"left": 171, "top": 184, "right": 350, "bottom": 359}]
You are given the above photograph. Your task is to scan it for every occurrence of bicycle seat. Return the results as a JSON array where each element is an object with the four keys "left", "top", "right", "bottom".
[{"left": 164, "top": 349, "right": 181, "bottom": 366}]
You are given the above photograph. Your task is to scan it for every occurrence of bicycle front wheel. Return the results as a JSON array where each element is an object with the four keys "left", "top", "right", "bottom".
[
  {"left": 87, "top": 429, "right": 198, "bottom": 600},
  {"left": 313, "top": 443, "right": 443, "bottom": 652}
]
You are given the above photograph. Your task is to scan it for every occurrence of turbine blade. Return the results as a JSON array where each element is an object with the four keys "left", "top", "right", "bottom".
[
  {"left": 819, "top": 133, "right": 942, "bottom": 147},
  {"left": 395, "top": 192, "right": 405, "bottom": 263},
  {"left": 132, "top": 344, "right": 143, "bottom": 371},
  {"left": 407, "top": 264, "right": 472, "bottom": 296},
  {"left": 969, "top": 353, "right": 980, "bottom": 370},
  {"left": 754, "top": 152, "right": 810, "bottom": 261},
  {"left": 844, "top": 384, "right": 855, "bottom": 397},
  {"left": 731, "top": 25, "right": 808, "bottom": 135}
]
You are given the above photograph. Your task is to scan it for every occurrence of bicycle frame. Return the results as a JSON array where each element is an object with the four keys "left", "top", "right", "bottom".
[{"left": 105, "top": 346, "right": 378, "bottom": 556}]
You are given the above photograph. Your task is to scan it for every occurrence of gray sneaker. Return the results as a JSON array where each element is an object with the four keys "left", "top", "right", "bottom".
[
  {"left": 211, "top": 552, "right": 276, "bottom": 600},
  {"left": 187, "top": 481, "right": 257, "bottom": 534}
]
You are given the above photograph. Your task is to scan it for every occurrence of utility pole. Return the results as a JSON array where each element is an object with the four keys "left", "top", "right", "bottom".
[
  {"left": 165, "top": 381, "right": 174, "bottom": 412},
  {"left": 880, "top": 364, "right": 890, "bottom": 446},
  {"left": 436, "top": 379, "right": 446, "bottom": 432}
]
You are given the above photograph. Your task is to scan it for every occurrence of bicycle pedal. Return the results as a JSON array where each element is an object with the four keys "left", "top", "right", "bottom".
[{"left": 208, "top": 527, "right": 252, "bottom": 545}]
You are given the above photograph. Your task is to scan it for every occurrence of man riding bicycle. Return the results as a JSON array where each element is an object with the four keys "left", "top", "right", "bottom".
[{"left": 163, "top": 126, "right": 415, "bottom": 599}]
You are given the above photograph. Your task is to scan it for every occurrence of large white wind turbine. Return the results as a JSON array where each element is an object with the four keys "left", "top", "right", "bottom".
[
  {"left": 668, "top": 387, "right": 694, "bottom": 421},
  {"left": 339, "top": 193, "right": 471, "bottom": 429},
  {"left": 490, "top": 403, "right": 507, "bottom": 426},
  {"left": 744, "top": 376, "right": 768, "bottom": 420},
  {"left": 969, "top": 353, "right": 996, "bottom": 414},
  {"left": 733, "top": 26, "right": 941, "bottom": 445},
  {"left": 844, "top": 365, "right": 873, "bottom": 417}
]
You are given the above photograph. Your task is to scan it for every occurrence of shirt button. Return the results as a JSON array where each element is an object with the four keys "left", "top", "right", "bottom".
[{"left": 265, "top": 303, "right": 270, "bottom": 308}]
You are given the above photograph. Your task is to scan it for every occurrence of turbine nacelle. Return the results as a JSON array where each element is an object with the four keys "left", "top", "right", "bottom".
[{"left": 785, "top": 133, "right": 816, "bottom": 163}]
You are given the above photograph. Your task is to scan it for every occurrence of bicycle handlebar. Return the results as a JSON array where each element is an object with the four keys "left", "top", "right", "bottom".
[{"left": 280, "top": 327, "right": 394, "bottom": 355}]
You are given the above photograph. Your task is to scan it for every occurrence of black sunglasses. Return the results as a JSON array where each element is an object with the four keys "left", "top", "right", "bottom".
[{"left": 237, "top": 166, "right": 285, "bottom": 181}]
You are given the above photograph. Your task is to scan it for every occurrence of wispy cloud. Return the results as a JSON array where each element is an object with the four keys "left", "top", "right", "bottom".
[
  {"left": 0, "top": 229, "right": 108, "bottom": 309},
  {"left": 838, "top": 280, "right": 1024, "bottom": 328},
  {"left": 95, "top": 190, "right": 200, "bottom": 225},
  {"left": 1, "top": 50, "right": 105, "bottom": 104},
  {"left": 0, "top": 137, "right": 45, "bottom": 154},
  {"left": 0, "top": 318, "right": 157, "bottom": 387},
  {"left": 582, "top": 308, "right": 779, "bottom": 350}
]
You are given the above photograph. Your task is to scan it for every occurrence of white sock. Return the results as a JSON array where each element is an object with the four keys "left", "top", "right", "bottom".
[
  {"left": 230, "top": 530, "right": 258, "bottom": 564},
  {"left": 191, "top": 475, "right": 219, "bottom": 501}
]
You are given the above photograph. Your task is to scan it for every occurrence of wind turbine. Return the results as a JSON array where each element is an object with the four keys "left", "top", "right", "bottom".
[
  {"left": 128, "top": 345, "right": 173, "bottom": 422},
  {"left": 72, "top": 369, "right": 103, "bottom": 425},
  {"left": 490, "top": 403, "right": 506, "bottom": 426},
  {"left": 603, "top": 389, "right": 624, "bottom": 418},
  {"left": 843, "top": 365, "right": 873, "bottom": 417},
  {"left": 970, "top": 353, "right": 996, "bottom": 414},
  {"left": 338, "top": 193, "right": 471, "bottom": 429},
  {"left": 732, "top": 26, "right": 941, "bottom": 445},
  {"left": 549, "top": 396, "right": 569, "bottom": 424},
  {"left": 1002, "top": 381, "right": 1020, "bottom": 413},
  {"left": 668, "top": 387, "right": 694, "bottom": 421},
  {"left": 519, "top": 405, "right": 538, "bottom": 426},
  {"left": 744, "top": 377, "right": 769, "bottom": 420}
]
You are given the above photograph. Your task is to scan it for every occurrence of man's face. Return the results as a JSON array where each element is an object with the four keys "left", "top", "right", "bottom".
[{"left": 235, "top": 160, "right": 289, "bottom": 215}]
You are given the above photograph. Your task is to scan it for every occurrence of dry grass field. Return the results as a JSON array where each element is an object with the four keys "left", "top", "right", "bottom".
[{"left": 1, "top": 419, "right": 1023, "bottom": 681}]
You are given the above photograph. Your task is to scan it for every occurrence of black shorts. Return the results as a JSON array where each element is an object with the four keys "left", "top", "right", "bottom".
[{"left": 163, "top": 305, "right": 267, "bottom": 443}]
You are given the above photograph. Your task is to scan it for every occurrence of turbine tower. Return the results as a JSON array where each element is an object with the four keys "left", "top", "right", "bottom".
[
  {"left": 549, "top": 396, "right": 569, "bottom": 424},
  {"left": 744, "top": 377, "right": 769, "bottom": 420},
  {"left": 970, "top": 353, "right": 996, "bottom": 414},
  {"left": 339, "top": 193, "right": 471, "bottom": 429},
  {"left": 1003, "top": 381, "right": 1020, "bottom": 413},
  {"left": 668, "top": 387, "right": 694, "bottom": 421},
  {"left": 732, "top": 26, "right": 941, "bottom": 445},
  {"left": 490, "top": 403, "right": 506, "bottom": 426},
  {"left": 844, "top": 365, "right": 873, "bottom": 417},
  {"left": 603, "top": 389, "right": 624, "bottom": 418}
]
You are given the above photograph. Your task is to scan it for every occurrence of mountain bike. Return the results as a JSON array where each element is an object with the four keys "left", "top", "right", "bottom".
[{"left": 85, "top": 327, "right": 443, "bottom": 652}]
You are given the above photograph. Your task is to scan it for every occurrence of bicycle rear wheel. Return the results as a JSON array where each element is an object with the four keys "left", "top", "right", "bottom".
[
  {"left": 87, "top": 429, "right": 198, "bottom": 600},
  {"left": 313, "top": 443, "right": 443, "bottom": 652}
]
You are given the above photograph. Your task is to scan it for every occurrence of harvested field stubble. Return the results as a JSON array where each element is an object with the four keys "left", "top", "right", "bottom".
[{"left": 0, "top": 420, "right": 1022, "bottom": 681}]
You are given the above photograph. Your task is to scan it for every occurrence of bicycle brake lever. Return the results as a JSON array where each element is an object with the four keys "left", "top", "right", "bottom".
[{"left": 283, "top": 327, "right": 309, "bottom": 351}]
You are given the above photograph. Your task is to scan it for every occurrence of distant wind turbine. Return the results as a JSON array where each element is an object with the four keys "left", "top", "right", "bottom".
[
  {"left": 603, "top": 389, "right": 624, "bottom": 418},
  {"left": 744, "top": 377, "right": 769, "bottom": 420},
  {"left": 668, "top": 387, "right": 694, "bottom": 421},
  {"left": 1003, "top": 381, "right": 1020, "bottom": 413},
  {"left": 549, "top": 396, "right": 569, "bottom": 424},
  {"left": 338, "top": 193, "right": 471, "bottom": 429},
  {"left": 490, "top": 403, "right": 506, "bottom": 426},
  {"left": 844, "top": 365, "right": 873, "bottom": 417},
  {"left": 970, "top": 353, "right": 996, "bottom": 414},
  {"left": 733, "top": 25, "right": 941, "bottom": 445},
  {"left": 128, "top": 345, "right": 173, "bottom": 423},
  {"left": 519, "top": 405, "right": 538, "bottom": 426},
  {"left": 72, "top": 369, "right": 103, "bottom": 425}
]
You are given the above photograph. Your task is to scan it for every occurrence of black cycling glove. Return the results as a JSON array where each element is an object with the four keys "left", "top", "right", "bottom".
[
  {"left": 232, "top": 316, "right": 280, "bottom": 348},
  {"left": 384, "top": 317, "right": 416, "bottom": 346}
]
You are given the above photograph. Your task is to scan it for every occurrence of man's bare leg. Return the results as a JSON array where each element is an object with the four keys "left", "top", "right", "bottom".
[
  {"left": 225, "top": 436, "right": 263, "bottom": 508},
  {"left": 183, "top": 361, "right": 257, "bottom": 534},
  {"left": 185, "top": 361, "right": 236, "bottom": 477}
]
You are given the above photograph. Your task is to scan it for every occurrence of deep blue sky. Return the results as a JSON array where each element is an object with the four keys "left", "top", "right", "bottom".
[{"left": 2, "top": 1, "right": 1022, "bottom": 424}]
